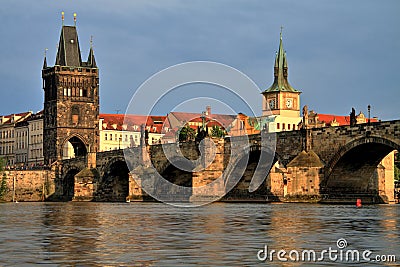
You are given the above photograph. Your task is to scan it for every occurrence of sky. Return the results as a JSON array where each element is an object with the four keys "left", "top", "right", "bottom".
[{"left": 0, "top": 0, "right": 399, "bottom": 120}]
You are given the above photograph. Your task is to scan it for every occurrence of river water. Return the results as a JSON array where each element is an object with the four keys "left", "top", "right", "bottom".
[{"left": 0, "top": 202, "right": 399, "bottom": 266}]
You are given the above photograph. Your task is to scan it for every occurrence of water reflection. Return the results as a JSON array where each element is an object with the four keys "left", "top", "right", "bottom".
[
  {"left": 39, "top": 202, "right": 102, "bottom": 265},
  {"left": 0, "top": 202, "right": 398, "bottom": 266}
]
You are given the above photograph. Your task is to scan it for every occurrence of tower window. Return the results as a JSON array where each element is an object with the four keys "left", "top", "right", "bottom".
[
  {"left": 79, "top": 89, "right": 83, "bottom": 97},
  {"left": 283, "top": 123, "right": 285, "bottom": 130},
  {"left": 67, "top": 88, "right": 71, "bottom": 96},
  {"left": 277, "top": 123, "right": 280, "bottom": 130},
  {"left": 71, "top": 106, "right": 80, "bottom": 125}
]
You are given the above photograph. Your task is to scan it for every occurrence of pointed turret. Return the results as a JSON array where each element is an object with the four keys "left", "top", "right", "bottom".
[
  {"left": 43, "top": 54, "right": 47, "bottom": 69},
  {"left": 86, "top": 37, "right": 97, "bottom": 68},
  {"left": 263, "top": 30, "right": 299, "bottom": 93},
  {"left": 55, "top": 25, "right": 82, "bottom": 67}
]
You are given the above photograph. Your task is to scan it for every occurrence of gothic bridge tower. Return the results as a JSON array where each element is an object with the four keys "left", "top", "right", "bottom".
[{"left": 42, "top": 15, "right": 99, "bottom": 164}]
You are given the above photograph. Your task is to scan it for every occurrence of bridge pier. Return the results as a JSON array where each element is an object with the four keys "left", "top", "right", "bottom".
[{"left": 283, "top": 150, "right": 324, "bottom": 202}]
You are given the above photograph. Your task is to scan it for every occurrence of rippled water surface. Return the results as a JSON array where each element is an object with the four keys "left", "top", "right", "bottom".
[{"left": 0, "top": 202, "right": 399, "bottom": 266}]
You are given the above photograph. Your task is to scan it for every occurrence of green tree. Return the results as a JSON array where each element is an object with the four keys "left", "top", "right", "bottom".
[
  {"left": 210, "top": 125, "right": 226, "bottom": 138},
  {"left": 179, "top": 125, "right": 196, "bottom": 142},
  {"left": 395, "top": 164, "right": 400, "bottom": 182},
  {"left": 0, "top": 158, "right": 8, "bottom": 199}
]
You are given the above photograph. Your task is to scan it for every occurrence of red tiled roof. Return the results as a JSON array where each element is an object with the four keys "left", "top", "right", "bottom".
[
  {"left": 100, "top": 114, "right": 168, "bottom": 133},
  {"left": 317, "top": 114, "right": 378, "bottom": 126},
  {"left": 317, "top": 114, "right": 350, "bottom": 125},
  {"left": 0, "top": 111, "right": 32, "bottom": 125},
  {"left": 169, "top": 112, "right": 236, "bottom": 128}
]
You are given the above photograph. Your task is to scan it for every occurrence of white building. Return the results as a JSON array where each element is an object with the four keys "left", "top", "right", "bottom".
[
  {"left": 14, "top": 120, "right": 29, "bottom": 165},
  {"left": 28, "top": 112, "right": 44, "bottom": 165},
  {"left": 99, "top": 114, "right": 167, "bottom": 152},
  {"left": 0, "top": 112, "right": 32, "bottom": 166}
]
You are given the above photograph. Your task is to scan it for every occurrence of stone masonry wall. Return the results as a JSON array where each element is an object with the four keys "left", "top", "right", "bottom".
[{"left": 1, "top": 170, "right": 56, "bottom": 202}]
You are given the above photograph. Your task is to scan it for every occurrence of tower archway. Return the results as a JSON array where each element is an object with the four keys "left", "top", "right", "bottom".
[{"left": 62, "top": 136, "right": 87, "bottom": 160}]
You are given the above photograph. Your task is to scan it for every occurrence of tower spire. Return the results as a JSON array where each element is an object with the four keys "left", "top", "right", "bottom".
[
  {"left": 61, "top": 11, "right": 64, "bottom": 26},
  {"left": 74, "top": 13, "right": 77, "bottom": 27},
  {"left": 55, "top": 19, "right": 82, "bottom": 66},
  {"left": 264, "top": 29, "right": 299, "bottom": 93}
]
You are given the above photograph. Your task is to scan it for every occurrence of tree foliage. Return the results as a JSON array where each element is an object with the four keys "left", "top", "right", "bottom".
[
  {"left": 395, "top": 163, "right": 400, "bottom": 181},
  {"left": 210, "top": 125, "right": 226, "bottom": 138},
  {"left": 178, "top": 125, "right": 196, "bottom": 142}
]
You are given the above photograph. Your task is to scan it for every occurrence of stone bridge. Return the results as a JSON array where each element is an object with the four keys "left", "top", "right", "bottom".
[{"left": 55, "top": 120, "right": 400, "bottom": 203}]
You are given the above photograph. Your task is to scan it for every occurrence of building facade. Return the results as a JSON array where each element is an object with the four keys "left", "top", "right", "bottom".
[
  {"left": 14, "top": 119, "right": 29, "bottom": 166},
  {"left": 99, "top": 114, "right": 167, "bottom": 151},
  {"left": 28, "top": 112, "right": 44, "bottom": 165},
  {"left": 0, "top": 112, "right": 31, "bottom": 166}
]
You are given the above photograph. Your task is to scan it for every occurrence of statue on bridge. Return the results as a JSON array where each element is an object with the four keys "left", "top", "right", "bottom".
[
  {"left": 301, "top": 105, "right": 309, "bottom": 129},
  {"left": 350, "top": 108, "right": 356, "bottom": 126}
]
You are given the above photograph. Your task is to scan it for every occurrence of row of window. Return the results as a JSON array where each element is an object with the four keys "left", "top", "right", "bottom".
[
  {"left": 63, "top": 88, "right": 88, "bottom": 97},
  {"left": 16, "top": 140, "right": 26, "bottom": 150},
  {"left": 276, "top": 123, "right": 297, "bottom": 131},
  {"left": 30, "top": 122, "right": 42, "bottom": 131},
  {"left": 104, "top": 133, "right": 139, "bottom": 142},
  {"left": 101, "top": 137, "right": 161, "bottom": 151},
  {"left": 0, "top": 145, "right": 13, "bottom": 155},
  {"left": 13, "top": 134, "right": 43, "bottom": 150},
  {"left": 16, "top": 154, "right": 27, "bottom": 163},
  {"left": 0, "top": 130, "right": 14, "bottom": 139},
  {"left": 15, "top": 148, "right": 43, "bottom": 163},
  {"left": 31, "top": 134, "right": 43, "bottom": 144},
  {"left": 30, "top": 148, "right": 43, "bottom": 159},
  {"left": 1, "top": 128, "right": 42, "bottom": 139},
  {"left": 16, "top": 131, "right": 27, "bottom": 138}
]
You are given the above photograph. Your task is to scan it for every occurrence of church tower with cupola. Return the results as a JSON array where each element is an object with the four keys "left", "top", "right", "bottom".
[
  {"left": 262, "top": 30, "right": 302, "bottom": 132},
  {"left": 42, "top": 13, "right": 99, "bottom": 164}
]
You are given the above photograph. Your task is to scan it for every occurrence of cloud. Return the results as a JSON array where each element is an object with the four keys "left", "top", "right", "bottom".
[{"left": 0, "top": 0, "right": 399, "bottom": 120}]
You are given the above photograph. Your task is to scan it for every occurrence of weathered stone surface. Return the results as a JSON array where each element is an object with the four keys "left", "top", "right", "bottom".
[
  {"left": 287, "top": 150, "right": 324, "bottom": 168},
  {"left": 73, "top": 168, "right": 99, "bottom": 201},
  {"left": 2, "top": 170, "right": 56, "bottom": 202}
]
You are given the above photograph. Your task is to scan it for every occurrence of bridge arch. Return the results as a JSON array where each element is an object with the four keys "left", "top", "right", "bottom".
[
  {"left": 322, "top": 136, "right": 399, "bottom": 198},
  {"left": 223, "top": 146, "right": 280, "bottom": 200},
  {"left": 100, "top": 157, "right": 130, "bottom": 202},
  {"left": 154, "top": 157, "right": 196, "bottom": 202},
  {"left": 63, "top": 168, "right": 80, "bottom": 201},
  {"left": 61, "top": 134, "right": 88, "bottom": 160}
]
